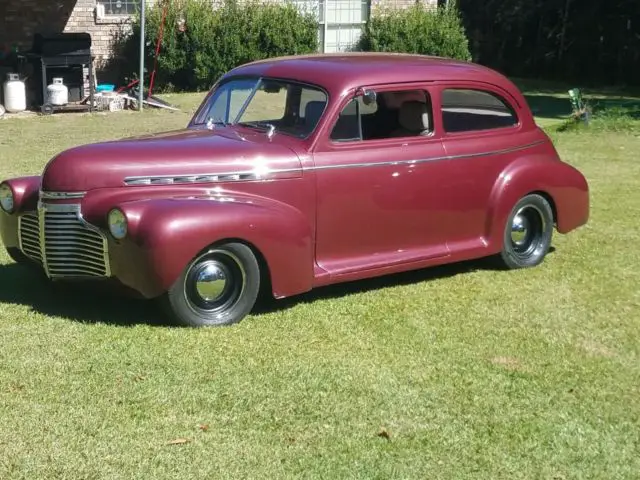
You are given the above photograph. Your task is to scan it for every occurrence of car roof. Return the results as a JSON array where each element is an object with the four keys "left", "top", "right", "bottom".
[{"left": 223, "top": 53, "right": 516, "bottom": 96}]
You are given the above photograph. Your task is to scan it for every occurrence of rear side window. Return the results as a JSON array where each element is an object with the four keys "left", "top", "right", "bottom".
[{"left": 441, "top": 89, "right": 518, "bottom": 133}]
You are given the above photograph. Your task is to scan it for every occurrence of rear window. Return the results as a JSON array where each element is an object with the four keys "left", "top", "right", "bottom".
[{"left": 441, "top": 89, "right": 518, "bottom": 133}]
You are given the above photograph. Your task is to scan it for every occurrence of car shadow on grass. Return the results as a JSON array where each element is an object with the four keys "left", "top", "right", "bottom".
[
  {"left": 0, "top": 248, "right": 555, "bottom": 326},
  {"left": 0, "top": 263, "right": 168, "bottom": 327},
  {"left": 253, "top": 247, "right": 555, "bottom": 316}
]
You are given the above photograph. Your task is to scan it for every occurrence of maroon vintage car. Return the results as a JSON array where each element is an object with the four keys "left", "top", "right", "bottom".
[{"left": 0, "top": 53, "right": 589, "bottom": 326}]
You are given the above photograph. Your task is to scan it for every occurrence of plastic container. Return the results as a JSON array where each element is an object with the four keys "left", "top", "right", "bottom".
[
  {"left": 3, "top": 73, "right": 26, "bottom": 113},
  {"left": 47, "top": 77, "right": 69, "bottom": 106}
]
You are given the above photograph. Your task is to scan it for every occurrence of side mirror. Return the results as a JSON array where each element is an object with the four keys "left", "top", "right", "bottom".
[{"left": 361, "top": 88, "right": 377, "bottom": 106}]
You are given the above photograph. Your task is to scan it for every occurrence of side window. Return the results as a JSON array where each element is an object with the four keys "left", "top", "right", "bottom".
[
  {"left": 330, "top": 89, "right": 433, "bottom": 142},
  {"left": 441, "top": 88, "right": 518, "bottom": 133},
  {"left": 330, "top": 98, "right": 361, "bottom": 142}
]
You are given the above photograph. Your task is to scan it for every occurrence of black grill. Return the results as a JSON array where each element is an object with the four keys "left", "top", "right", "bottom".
[
  {"left": 31, "top": 33, "right": 92, "bottom": 59},
  {"left": 27, "top": 33, "right": 95, "bottom": 112}
]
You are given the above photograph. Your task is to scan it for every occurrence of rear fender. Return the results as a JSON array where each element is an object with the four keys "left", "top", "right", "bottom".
[
  {"left": 114, "top": 194, "right": 314, "bottom": 298},
  {"left": 485, "top": 155, "right": 589, "bottom": 249}
]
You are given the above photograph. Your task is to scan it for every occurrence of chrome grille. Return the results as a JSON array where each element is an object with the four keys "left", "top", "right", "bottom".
[
  {"left": 18, "top": 212, "right": 42, "bottom": 263},
  {"left": 18, "top": 202, "right": 110, "bottom": 278}
]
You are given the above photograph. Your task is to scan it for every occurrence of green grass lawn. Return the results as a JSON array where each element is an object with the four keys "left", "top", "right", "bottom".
[
  {"left": 515, "top": 77, "right": 640, "bottom": 129},
  {"left": 1, "top": 89, "right": 639, "bottom": 479}
]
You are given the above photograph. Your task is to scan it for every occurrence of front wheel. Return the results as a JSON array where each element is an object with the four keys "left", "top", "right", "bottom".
[
  {"left": 498, "top": 194, "right": 554, "bottom": 269},
  {"left": 163, "top": 242, "right": 261, "bottom": 327}
]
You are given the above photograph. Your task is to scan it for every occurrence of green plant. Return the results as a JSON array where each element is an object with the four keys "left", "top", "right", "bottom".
[
  {"left": 115, "top": 0, "right": 318, "bottom": 92},
  {"left": 557, "top": 105, "right": 640, "bottom": 133},
  {"left": 568, "top": 88, "right": 591, "bottom": 122},
  {"left": 357, "top": 2, "right": 471, "bottom": 61}
]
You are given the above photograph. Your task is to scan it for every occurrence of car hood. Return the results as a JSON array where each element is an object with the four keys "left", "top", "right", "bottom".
[{"left": 41, "top": 127, "right": 303, "bottom": 192}]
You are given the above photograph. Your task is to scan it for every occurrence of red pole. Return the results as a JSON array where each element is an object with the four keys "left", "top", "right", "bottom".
[{"left": 148, "top": 1, "right": 168, "bottom": 97}]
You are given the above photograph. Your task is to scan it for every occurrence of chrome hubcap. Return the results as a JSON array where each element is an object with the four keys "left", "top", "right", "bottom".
[
  {"left": 184, "top": 249, "right": 246, "bottom": 315},
  {"left": 194, "top": 261, "right": 228, "bottom": 302},
  {"left": 509, "top": 205, "right": 546, "bottom": 258},
  {"left": 511, "top": 213, "right": 530, "bottom": 246}
]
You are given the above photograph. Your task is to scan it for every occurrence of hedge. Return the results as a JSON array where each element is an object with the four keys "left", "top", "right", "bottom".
[
  {"left": 357, "top": 3, "right": 471, "bottom": 61},
  {"left": 117, "top": 0, "right": 319, "bottom": 92}
]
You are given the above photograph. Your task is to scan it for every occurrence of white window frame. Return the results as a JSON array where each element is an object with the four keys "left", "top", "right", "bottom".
[{"left": 97, "top": 0, "right": 140, "bottom": 17}]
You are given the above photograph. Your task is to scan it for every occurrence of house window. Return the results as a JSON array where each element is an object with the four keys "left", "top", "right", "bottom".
[
  {"left": 330, "top": 89, "right": 433, "bottom": 142},
  {"left": 441, "top": 89, "right": 518, "bottom": 133},
  {"left": 98, "top": 0, "right": 139, "bottom": 16}
]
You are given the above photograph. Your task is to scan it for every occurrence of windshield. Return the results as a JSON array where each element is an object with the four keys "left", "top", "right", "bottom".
[{"left": 195, "top": 77, "right": 328, "bottom": 138}]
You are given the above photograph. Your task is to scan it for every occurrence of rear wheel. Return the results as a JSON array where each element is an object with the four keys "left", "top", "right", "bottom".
[
  {"left": 498, "top": 194, "right": 554, "bottom": 269},
  {"left": 163, "top": 242, "right": 260, "bottom": 327}
]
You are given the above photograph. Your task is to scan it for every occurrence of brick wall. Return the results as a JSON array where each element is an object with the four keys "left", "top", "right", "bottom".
[
  {"left": 0, "top": 0, "right": 131, "bottom": 64},
  {"left": 0, "top": 0, "right": 440, "bottom": 74},
  {"left": 63, "top": 0, "right": 132, "bottom": 64},
  {"left": 0, "top": 0, "right": 78, "bottom": 50}
]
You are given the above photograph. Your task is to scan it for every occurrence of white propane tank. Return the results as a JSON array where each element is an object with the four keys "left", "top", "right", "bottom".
[
  {"left": 3, "top": 73, "right": 26, "bottom": 113},
  {"left": 47, "top": 77, "right": 69, "bottom": 106}
]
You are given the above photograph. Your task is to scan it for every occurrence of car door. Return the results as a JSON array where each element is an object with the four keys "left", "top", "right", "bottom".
[
  {"left": 311, "top": 83, "right": 452, "bottom": 276},
  {"left": 434, "top": 82, "right": 527, "bottom": 250}
]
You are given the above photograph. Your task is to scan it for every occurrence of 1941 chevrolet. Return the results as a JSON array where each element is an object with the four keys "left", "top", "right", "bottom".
[{"left": 0, "top": 53, "right": 589, "bottom": 327}]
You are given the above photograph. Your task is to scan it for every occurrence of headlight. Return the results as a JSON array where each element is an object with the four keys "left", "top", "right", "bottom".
[
  {"left": 0, "top": 183, "right": 14, "bottom": 213},
  {"left": 108, "top": 209, "right": 128, "bottom": 239}
]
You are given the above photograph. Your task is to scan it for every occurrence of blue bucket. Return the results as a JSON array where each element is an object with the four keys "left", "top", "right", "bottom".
[{"left": 96, "top": 84, "right": 116, "bottom": 93}]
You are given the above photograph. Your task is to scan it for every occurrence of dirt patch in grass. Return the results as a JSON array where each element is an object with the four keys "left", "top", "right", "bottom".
[
  {"left": 490, "top": 356, "right": 525, "bottom": 371},
  {"left": 579, "top": 339, "right": 617, "bottom": 358}
]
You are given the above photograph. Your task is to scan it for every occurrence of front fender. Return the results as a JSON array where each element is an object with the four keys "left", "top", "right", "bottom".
[
  {"left": 1, "top": 175, "right": 41, "bottom": 214},
  {"left": 485, "top": 155, "right": 589, "bottom": 248},
  {"left": 110, "top": 194, "right": 314, "bottom": 299},
  {"left": 0, "top": 175, "right": 41, "bottom": 250}
]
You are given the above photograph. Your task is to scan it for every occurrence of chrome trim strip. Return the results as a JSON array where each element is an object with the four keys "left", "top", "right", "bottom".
[
  {"left": 40, "top": 191, "right": 86, "bottom": 200},
  {"left": 311, "top": 140, "right": 546, "bottom": 172},
  {"left": 37, "top": 205, "right": 50, "bottom": 277},
  {"left": 124, "top": 172, "right": 259, "bottom": 186},
  {"left": 122, "top": 140, "right": 545, "bottom": 186},
  {"left": 17, "top": 215, "right": 26, "bottom": 254}
]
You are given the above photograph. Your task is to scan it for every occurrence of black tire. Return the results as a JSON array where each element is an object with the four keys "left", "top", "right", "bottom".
[
  {"left": 498, "top": 193, "right": 554, "bottom": 269},
  {"left": 6, "top": 247, "right": 31, "bottom": 265},
  {"left": 163, "top": 242, "right": 260, "bottom": 327},
  {"left": 5, "top": 247, "right": 42, "bottom": 272}
]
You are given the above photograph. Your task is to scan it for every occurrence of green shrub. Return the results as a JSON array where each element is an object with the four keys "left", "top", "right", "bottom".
[
  {"left": 556, "top": 106, "right": 640, "bottom": 134},
  {"left": 358, "top": 2, "right": 471, "bottom": 61},
  {"left": 116, "top": 0, "right": 318, "bottom": 92}
]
